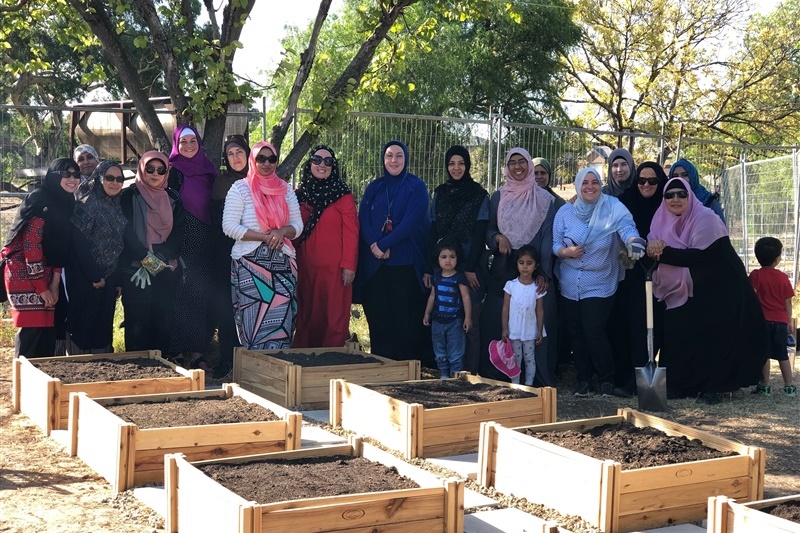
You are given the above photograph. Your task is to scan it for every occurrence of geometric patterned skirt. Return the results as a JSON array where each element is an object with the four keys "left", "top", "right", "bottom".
[{"left": 231, "top": 243, "right": 297, "bottom": 350}]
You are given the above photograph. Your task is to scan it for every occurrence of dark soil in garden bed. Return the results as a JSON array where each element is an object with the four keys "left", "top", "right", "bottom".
[
  {"left": 266, "top": 350, "right": 380, "bottom": 366},
  {"left": 106, "top": 395, "right": 280, "bottom": 429},
  {"left": 32, "top": 357, "right": 179, "bottom": 383},
  {"left": 367, "top": 379, "right": 536, "bottom": 409},
  {"left": 763, "top": 500, "right": 800, "bottom": 523},
  {"left": 199, "top": 455, "right": 419, "bottom": 503},
  {"left": 527, "top": 423, "right": 738, "bottom": 469}
]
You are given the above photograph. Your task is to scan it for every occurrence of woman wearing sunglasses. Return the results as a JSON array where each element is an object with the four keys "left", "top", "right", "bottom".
[
  {"left": 2, "top": 158, "right": 78, "bottom": 357},
  {"left": 647, "top": 177, "right": 765, "bottom": 404},
  {"left": 292, "top": 145, "right": 359, "bottom": 348},
  {"left": 222, "top": 142, "right": 303, "bottom": 350},
  {"left": 118, "top": 151, "right": 185, "bottom": 355},
  {"left": 63, "top": 161, "right": 128, "bottom": 354},
  {"left": 610, "top": 162, "right": 669, "bottom": 395}
]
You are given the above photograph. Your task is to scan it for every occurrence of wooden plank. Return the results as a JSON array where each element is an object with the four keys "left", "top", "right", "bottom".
[
  {"left": 165, "top": 454, "right": 179, "bottom": 533},
  {"left": 708, "top": 495, "right": 800, "bottom": 533},
  {"left": 476, "top": 422, "right": 498, "bottom": 487},
  {"left": 67, "top": 392, "right": 80, "bottom": 456},
  {"left": 133, "top": 440, "right": 290, "bottom": 475},
  {"left": 95, "top": 388, "right": 226, "bottom": 405},
  {"left": 620, "top": 409, "right": 751, "bottom": 454},
  {"left": 619, "top": 455, "right": 753, "bottom": 493},
  {"left": 522, "top": 415, "right": 625, "bottom": 433},
  {"left": 605, "top": 461, "right": 620, "bottom": 533},
  {"left": 187, "top": 442, "right": 356, "bottom": 467},
  {"left": 11, "top": 357, "right": 21, "bottom": 411},
  {"left": 134, "top": 422, "right": 291, "bottom": 449},
  {"left": 423, "top": 399, "right": 545, "bottom": 428},
  {"left": 443, "top": 477, "right": 464, "bottom": 533},
  {"left": 619, "top": 501, "right": 709, "bottom": 532},
  {"left": 618, "top": 475, "right": 751, "bottom": 515}
]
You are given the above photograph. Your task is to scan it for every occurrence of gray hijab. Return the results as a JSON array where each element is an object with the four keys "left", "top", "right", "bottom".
[{"left": 603, "top": 148, "right": 635, "bottom": 197}]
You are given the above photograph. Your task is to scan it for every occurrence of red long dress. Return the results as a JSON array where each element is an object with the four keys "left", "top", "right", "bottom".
[
  {"left": 1, "top": 217, "right": 59, "bottom": 327},
  {"left": 293, "top": 194, "right": 359, "bottom": 348}
]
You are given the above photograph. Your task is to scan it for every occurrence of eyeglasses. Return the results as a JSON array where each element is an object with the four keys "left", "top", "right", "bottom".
[
  {"left": 310, "top": 155, "right": 334, "bottom": 167},
  {"left": 103, "top": 174, "right": 125, "bottom": 183},
  {"left": 61, "top": 169, "right": 81, "bottom": 179},
  {"left": 145, "top": 166, "right": 167, "bottom": 175},
  {"left": 637, "top": 177, "right": 659, "bottom": 186},
  {"left": 507, "top": 159, "right": 527, "bottom": 168},
  {"left": 255, "top": 154, "right": 278, "bottom": 164},
  {"left": 664, "top": 190, "right": 689, "bottom": 200}
]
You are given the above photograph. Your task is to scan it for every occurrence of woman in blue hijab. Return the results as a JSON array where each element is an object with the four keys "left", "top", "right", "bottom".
[{"left": 669, "top": 158, "right": 725, "bottom": 224}]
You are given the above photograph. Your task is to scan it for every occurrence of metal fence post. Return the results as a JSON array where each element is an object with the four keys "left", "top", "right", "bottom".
[
  {"left": 793, "top": 149, "right": 800, "bottom": 285},
  {"left": 741, "top": 152, "right": 749, "bottom": 269}
]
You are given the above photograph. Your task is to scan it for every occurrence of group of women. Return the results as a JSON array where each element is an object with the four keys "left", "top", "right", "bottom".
[{"left": 1, "top": 135, "right": 767, "bottom": 402}]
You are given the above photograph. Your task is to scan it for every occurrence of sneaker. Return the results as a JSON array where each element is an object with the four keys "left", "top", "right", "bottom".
[
  {"left": 574, "top": 382, "right": 591, "bottom": 397},
  {"left": 600, "top": 382, "right": 615, "bottom": 397},
  {"left": 784, "top": 384, "right": 797, "bottom": 397},
  {"left": 751, "top": 384, "right": 771, "bottom": 396}
]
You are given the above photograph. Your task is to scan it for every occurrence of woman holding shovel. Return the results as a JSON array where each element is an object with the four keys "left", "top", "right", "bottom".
[{"left": 647, "top": 177, "right": 766, "bottom": 404}]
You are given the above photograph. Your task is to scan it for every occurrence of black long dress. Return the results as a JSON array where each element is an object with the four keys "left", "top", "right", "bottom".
[{"left": 658, "top": 236, "right": 766, "bottom": 397}]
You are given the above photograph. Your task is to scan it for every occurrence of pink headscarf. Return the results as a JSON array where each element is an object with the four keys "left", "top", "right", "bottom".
[
  {"left": 247, "top": 142, "right": 292, "bottom": 251},
  {"left": 648, "top": 177, "right": 728, "bottom": 309},
  {"left": 135, "top": 151, "right": 173, "bottom": 250},
  {"left": 497, "top": 148, "right": 553, "bottom": 249}
]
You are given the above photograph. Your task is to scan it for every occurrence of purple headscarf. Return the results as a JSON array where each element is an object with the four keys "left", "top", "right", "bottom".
[{"left": 168, "top": 125, "right": 217, "bottom": 224}]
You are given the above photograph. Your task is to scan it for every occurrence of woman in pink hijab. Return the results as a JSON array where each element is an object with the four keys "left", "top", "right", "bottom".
[{"left": 647, "top": 177, "right": 766, "bottom": 404}]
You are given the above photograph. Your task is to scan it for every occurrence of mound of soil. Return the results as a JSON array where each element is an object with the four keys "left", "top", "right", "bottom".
[
  {"left": 528, "top": 423, "right": 738, "bottom": 469},
  {"left": 199, "top": 455, "right": 419, "bottom": 503},
  {"left": 763, "top": 500, "right": 800, "bottom": 523},
  {"left": 106, "top": 395, "right": 279, "bottom": 429},
  {"left": 368, "top": 379, "right": 536, "bottom": 409},
  {"left": 32, "top": 357, "right": 178, "bottom": 383},
  {"left": 266, "top": 351, "right": 380, "bottom": 366}
]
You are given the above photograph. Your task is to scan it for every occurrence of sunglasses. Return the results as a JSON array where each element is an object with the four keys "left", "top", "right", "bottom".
[
  {"left": 255, "top": 154, "right": 278, "bottom": 164},
  {"left": 103, "top": 174, "right": 125, "bottom": 183},
  {"left": 310, "top": 155, "right": 334, "bottom": 167},
  {"left": 61, "top": 169, "right": 81, "bottom": 179},
  {"left": 145, "top": 165, "right": 167, "bottom": 175},
  {"left": 664, "top": 190, "right": 689, "bottom": 200},
  {"left": 637, "top": 177, "right": 659, "bottom": 186}
]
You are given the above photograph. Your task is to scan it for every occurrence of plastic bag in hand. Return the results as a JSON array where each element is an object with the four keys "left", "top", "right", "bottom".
[
  {"left": 626, "top": 237, "right": 646, "bottom": 261},
  {"left": 130, "top": 266, "right": 151, "bottom": 289}
]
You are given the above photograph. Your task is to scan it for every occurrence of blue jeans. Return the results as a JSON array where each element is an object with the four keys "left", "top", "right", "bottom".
[{"left": 432, "top": 319, "right": 465, "bottom": 378}]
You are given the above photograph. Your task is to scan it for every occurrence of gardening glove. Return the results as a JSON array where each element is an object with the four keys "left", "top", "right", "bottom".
[
  {"left": 140, "top": 251, "right": 167, "bottom": 276},
  {"left": 626, "top": 237, "right": 646, "bottom": 261},
  {"left": 788, "top": 334, "right": 796, "bottom": 347},
  {"left": 130, "top": 266, "right": 151, "bottom": 289}
]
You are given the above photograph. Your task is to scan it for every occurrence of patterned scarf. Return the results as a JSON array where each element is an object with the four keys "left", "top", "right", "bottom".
[
  {"left": 295, "top": 145, "right": 351, "bottom": 246},
  {"left": 497, "top": 148, "right": 553, "bottom": 249},
  {"left": 433, "top": 145, "right": 487, "bottom": 242},
  {"left": 247, "top": 142, "right": 292, "bottom": 251},
  {"left": 135, "top": 151, "right": 173, "bottom": 250}
]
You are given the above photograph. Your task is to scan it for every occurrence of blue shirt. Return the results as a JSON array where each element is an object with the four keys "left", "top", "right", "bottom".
[
  {"left": 432, "top": 271, "right": 467, "bottom": 323},
  {"left": 553, "top": 203, "right": 639, "bottom": 300}
]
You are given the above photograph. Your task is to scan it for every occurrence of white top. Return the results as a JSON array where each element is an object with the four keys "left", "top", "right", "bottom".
[
  {"left": 222, "top": 179, "right": 303, "bottom": 259},
  {"left": 503, "top": 278, "right": 547, "bottom": 341}
]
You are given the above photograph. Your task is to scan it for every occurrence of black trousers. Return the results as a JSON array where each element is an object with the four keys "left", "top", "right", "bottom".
[
  {"left": 561, "top": 294, "right": 616, "bottom": 386},
  {"left": 15, "top": 327, "right": 56, "bottom": 358},
  {"left": 121, "top": 268, "right": 179, "bottom": 355}
]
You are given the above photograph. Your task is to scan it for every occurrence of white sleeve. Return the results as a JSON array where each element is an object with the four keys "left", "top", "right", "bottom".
[
  {"left": 285, "top": 188, "right": 304, "bottom": 236},
  {"left": 222, "top": 184, "right": 248, "bottom": 241}
]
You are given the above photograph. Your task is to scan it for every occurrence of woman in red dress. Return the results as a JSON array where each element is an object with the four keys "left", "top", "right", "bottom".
[
  {"left": 2, "top": 158, "right": 79, "bottom": 357},
  {"left": 293, "top": 145, "right": 359, "bottom": 348}
]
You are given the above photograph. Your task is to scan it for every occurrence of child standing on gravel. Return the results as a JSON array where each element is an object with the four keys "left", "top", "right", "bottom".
[
  {"left": 749, "top": 237, "right": 796, "bottom": 397},
  {"left": 423, "top": 241, "right": 472, "bottom": 379},
  {"left": 501, "top": 245, "right": 546, "bottom": 386}
]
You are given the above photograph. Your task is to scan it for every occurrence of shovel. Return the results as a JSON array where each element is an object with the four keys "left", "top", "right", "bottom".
[{"left": 635, "top": 266, "right": 668, "bottom": 411}]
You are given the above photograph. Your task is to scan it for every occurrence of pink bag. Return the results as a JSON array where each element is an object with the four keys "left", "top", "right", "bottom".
[{"left": 488, "top": 339, "right": 520, "bottom": 378}]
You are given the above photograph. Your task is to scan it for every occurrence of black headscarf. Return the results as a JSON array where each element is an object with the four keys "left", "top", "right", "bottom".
[
  {"left": 213, "top": 135, "right": 251, "bottom": 202},
  {"left": 295, "top": 144, "right": 351, "bottom": 245},
  {"left": 5, "top": 158, "right": 77, "bottom": 267},
  {"left": 71, "top": 161, "right": 127, "bottom": 277},
  {"left": 432, "top": 146, "right": 487, "bottom": 242},
  {"left": 619, "top": 161, "right": 668, "bottom": 238}
]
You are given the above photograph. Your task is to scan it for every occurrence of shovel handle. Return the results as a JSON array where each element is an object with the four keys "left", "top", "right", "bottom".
[{"left": 645, "top": 280, "right": 653, "bottom": 329}]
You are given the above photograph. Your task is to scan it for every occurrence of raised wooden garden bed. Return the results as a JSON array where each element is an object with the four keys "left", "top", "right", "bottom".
[
  {"left": 709, "top": 495, "right": 800, "bottom": 533},
  {"left": 68, "top": 383, "right": 302, "bottom": 494},
  {"left": 330, "top": 373, "right": 556, "bottom": 460},
  {"left": 11, "top": 351, "right": 204, "bottom": 435},
  {"left": 164, "top": 436, "right": 464, "bottom": 533},
  {"left": 477, "top": 408, "right": 765, "bottom": 532},
  {"left": 233, "top": 345, "right": 421, "bottom": 408}
]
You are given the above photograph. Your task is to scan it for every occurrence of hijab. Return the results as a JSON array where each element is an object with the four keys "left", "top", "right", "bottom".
[
  {"left": 648, "top": 177, "right": 729, "bottom": 309},
  {"left": 669, "top": 158, "right": 714, "bottom": 206},
  {"left": 532, "top": 157, "right": 566, "bottom": 210},
  {"left": 295, "top": 145, "right": 351, "bottom": 246},
  {"left": 168, "top": 125, "right": 217, "bottom": 224},
  {"left": 73, "top": 144, "right": 99, "bottom": 181},
  {"left": 573, "top": 168, "right": 636, "bottom": 244},
  {"left": 5, "top": 158, "right": 77, "bottom": 267},
  {"left": 247, "top": 142, "right": 292, "bottom": 250},
  {"left": 135, "top": 151, "right": 173, "bottom": 250},
  {"left": 603, "top": 148, "right": 636, "bottom": 197},
  {"left": 212, "top": 135, "right": 250, "bottom": 202},
  {"left": 497, "top": 148, "right": 553, "bottom": 249},
  {"left": 72, "top": 160, "right": 127, "bottom": 276},
  {"left": 433, "top": 145, "right": 488, "bottom": 242},
  {"left": 619, "top": 161, "right": 668, "bottom": 238}
]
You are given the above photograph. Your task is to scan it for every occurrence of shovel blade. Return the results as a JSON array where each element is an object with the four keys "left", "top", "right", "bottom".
[{"left": 635, "top": 361, "right": 668, "bottom": 412}]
